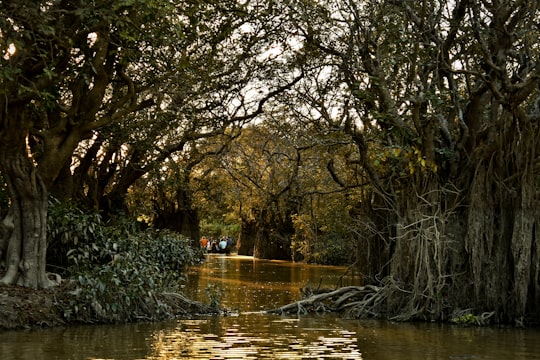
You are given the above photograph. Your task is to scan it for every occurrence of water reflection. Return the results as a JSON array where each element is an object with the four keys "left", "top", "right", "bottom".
[
  {"left": 184, "top": 255, "right": 357, "bottom": 312},
  {"left": 0, "top": 322, "right": 158, "bottom": 360},
  {"left": 3, "top": 314, "right": 540, "bottom": 359},
  {"left": 148, "top": 315, "right": 362, "bottom": 359},
  {"left": 1, "top": 255, "right": 539, "bottom": 359}
]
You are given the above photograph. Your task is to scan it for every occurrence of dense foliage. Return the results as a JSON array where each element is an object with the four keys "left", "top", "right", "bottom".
[
  {"left": 276, "top": 0, "right": 540, "bottom": 325},
  {"left": 47, "top": 200, "right": 201, "bottom": 322},
  {"left": 185, "top": 0, "right": 540, "bottom": 324}
]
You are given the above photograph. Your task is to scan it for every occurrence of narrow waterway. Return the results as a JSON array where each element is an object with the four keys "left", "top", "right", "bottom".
[
  {"left": 183, "top": 254, "right": 359, "bottom": 312},
  {"left": 1, "top": 254, "right": 539, "bottom": 359}
]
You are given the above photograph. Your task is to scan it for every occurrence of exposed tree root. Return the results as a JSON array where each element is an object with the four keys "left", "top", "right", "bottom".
[
  {"left": 267, "top": 285, "right": 382, "bottom": 316},
  {"left": 267, "top": 281, "right": 499, "bottom": 326}
]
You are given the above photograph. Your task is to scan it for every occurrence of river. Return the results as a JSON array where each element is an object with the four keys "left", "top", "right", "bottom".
[{"left": 1, "top": 254, "right": 539, "bottom": 359}]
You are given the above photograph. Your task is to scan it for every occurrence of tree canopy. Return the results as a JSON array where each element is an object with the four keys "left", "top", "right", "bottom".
[{"left": 0, "top": 0, "right": 302, "bottom": 287}]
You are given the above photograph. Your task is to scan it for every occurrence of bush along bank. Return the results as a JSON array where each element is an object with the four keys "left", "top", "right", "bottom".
[
  {"left": 2, "top": 202, "right": 219, "bottom": 330},
  {"left": 61, "top": 226, "right": 218, "bottom": 323}
]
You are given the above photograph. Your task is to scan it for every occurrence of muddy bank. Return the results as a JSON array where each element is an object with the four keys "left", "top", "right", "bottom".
[
  {"left": 0, "top": 282, "right": 218, "bottom": 331},
  {"left": 0, "top": 284, "right": 66, "bottom": 330}
]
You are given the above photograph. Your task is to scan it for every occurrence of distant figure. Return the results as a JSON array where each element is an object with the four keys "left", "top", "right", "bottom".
[
  {"left": 219, "top": 239, "right": 227, "bottom": 250},
  {"left": 212, "top": 239, "right": 220, "bottom": 253},
  {"left": 200, "top": 236, "right": 208, "bottom": 249}
]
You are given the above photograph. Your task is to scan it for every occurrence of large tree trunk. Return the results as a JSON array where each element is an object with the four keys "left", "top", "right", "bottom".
[
  {"left": 0, "top": 127, "right": 51, "bottom": 289},
  {"left": 463, "top": 119, "right": 540, "bottom": 323},
  {"left": 369, "top": 108, "right": 540, "bottom": 324},
  {"left": 237, "top": 218, "right": 256, "bottom": 256},
  {"left": 253, "top": 228, "right": 290, "bottom": 260},
  {"left": 0, "top": 103, "right": 51, "bottom": 289},
  {"left": 239, "top": 208, "right": 293, "bottom": 260}
]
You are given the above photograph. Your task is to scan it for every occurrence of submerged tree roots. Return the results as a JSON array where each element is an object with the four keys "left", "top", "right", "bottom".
[
  {"left": 266, "top": 281, "right": 497, "bottom": 326},
  {"left": 267, "top": 285, "right": 384, "bottom": 318}
]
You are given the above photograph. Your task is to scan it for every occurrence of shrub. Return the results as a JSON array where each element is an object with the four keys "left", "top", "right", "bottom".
[
  {"left": 47, "top": 199, "right": 104, "bottom": 272},
  {"left": 451, "top": 313, "right": 479, "bottom": 326},
  {"left": 47, "top": 200, "right": 201, "bottom": 322},
  {"left": 64, "top": 227, "right": 198, "bottom": 322}
]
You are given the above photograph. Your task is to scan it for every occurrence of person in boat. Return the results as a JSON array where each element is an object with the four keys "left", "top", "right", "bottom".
[
  {"left": 219, "top": 238, "right": 228, "bottom": 253},
  {"left": 211, "top": 239, "right": 220, "bottom": 253},
  {"left": 200, "top": 236, "right": 208, "bottom": 250}
]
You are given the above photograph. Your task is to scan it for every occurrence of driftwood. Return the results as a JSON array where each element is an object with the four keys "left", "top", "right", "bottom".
[{"left": 267, "top": 285, "right": 381, "bottom": 316}]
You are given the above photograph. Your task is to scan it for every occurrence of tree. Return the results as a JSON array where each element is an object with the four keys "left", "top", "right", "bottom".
[
  {"left": 211, "top": 125, "right": 299, "bottom": 259},
  {"left": 1, "top": 0, "right": 309, "bottom": 287},
  {"left": 203, "top": 113, "right": 356, "bottom": 263},
  {"left": 282, "top": 0, "right": 540, "bottom": 323},
  {"left": 0, "top": 0, "right": 207, "bottom": 288},
  {"left": 64, "top": 0, "right": 305, "bottom": 233}
]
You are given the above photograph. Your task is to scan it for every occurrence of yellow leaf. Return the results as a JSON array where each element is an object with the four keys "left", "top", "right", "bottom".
[{"left": 408, "top": 162, "right": 415, "bottom": 174}]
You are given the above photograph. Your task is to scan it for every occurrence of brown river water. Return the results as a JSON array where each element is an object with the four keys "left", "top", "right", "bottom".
[{"left": 1, "top": 254, "right": 539, "bottom": 359}]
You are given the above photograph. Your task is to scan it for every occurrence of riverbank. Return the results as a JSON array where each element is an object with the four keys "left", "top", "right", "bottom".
[
  {"left": 0, "top": 283, "right": 65, "bottom": 330},
  {"left": 0, "top": 281, "right": 218, "bottom": 331}
]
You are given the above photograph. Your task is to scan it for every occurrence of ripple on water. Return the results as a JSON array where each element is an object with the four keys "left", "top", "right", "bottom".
[
  {"left": 150, "top": 315, "right": 362, "bottom": 359},
  {"left": 146, "top": 314, "right": 363, "bottom": 359}
]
